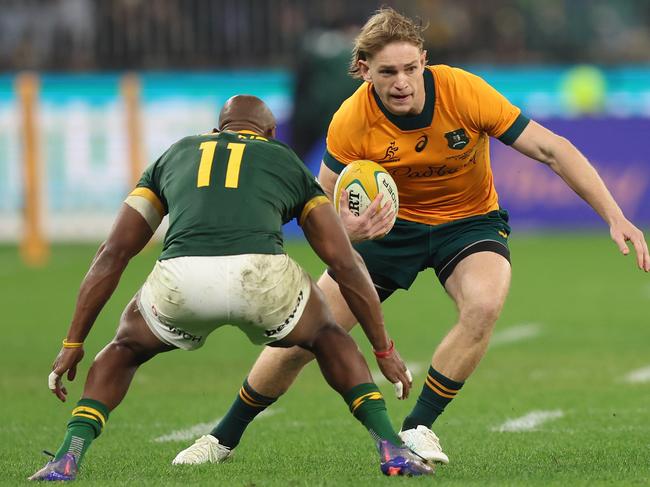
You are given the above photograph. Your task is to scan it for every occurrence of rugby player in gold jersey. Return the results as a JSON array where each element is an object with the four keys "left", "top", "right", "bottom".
[{"left": 194, "top": 8, "right": 649, "bottom": 466}]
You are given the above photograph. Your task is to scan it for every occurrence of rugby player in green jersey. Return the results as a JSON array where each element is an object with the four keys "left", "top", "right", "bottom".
[{"left": 29, "top": 95, "right": 432, "bottom": 481}]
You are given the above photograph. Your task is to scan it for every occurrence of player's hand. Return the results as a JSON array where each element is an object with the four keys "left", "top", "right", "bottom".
[
  {"left": 339, "top": 190, "right": 394, "bottom": 243},
  {"left": 375, "top": 346, "right": 412, "bottom": 400},
  {"left": 49, "top": 346, "right": 85, "bottom": 402},
  {"left": 610, "top": 218, "right": 650, "bottom": 272}
]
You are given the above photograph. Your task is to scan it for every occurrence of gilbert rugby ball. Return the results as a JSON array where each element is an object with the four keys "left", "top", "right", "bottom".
[{"left": 333, "top": 160, "right": 399, "bottom": 224}]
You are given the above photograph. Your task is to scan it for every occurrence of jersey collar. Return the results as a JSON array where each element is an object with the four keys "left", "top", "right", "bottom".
[{"left": 371, "top": 68, "right": 435, "bottom": 131}]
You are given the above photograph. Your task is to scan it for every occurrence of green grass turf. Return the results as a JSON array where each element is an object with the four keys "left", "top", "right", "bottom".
[{"left": 1, "top": 233, "right": 649, "bottom": 485}]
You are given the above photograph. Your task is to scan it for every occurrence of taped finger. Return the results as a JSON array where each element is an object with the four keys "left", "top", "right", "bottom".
[
  {"left": 48, "top": 371, "right": 59, "bottom": 390},
  {"left": 393, "top": 381, "right": 404, "bottom": 399}
]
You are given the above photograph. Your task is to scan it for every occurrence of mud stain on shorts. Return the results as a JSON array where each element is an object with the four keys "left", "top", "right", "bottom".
[{"left": 238, "top": 254, "right": 304, "bottom": 326}]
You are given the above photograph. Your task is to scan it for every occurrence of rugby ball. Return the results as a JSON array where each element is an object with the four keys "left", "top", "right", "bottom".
[{"left": 333, "top": 160, "right": 399, "bottom": 224}]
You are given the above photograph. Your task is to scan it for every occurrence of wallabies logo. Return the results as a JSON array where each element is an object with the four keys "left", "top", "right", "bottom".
[
  {"left": 444, "top": 128, "right": 470, "bottom": 150},
  {"left": 378, "top": 140, "right": 400, "bottom": 162}
]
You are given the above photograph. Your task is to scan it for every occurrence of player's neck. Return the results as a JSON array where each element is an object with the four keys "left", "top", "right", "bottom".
[
  {"left": 221, "top": 123, "right": 264, "bottom": 136},
  {"left": 408, "top": 89, "right": 426, "bottom": 116}
]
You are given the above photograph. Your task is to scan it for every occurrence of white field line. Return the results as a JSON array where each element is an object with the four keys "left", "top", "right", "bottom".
[
  {"left": 153, "top": 408, "right": 283, "bottom": 443},
  {"left": 490, "top": 323, "right": 542, "bottom": 347},
  {"left": 644, "top": 283, "right": 650, "bottom": 299},
  {"left": 623, "top": 365, "right": 650, "bottom": 384},
  {"left": 492, "top": 410, "right": 564, "bottom": 432},
  {"left": 371, "top": 361, "right": 424, "bottom": 384}
]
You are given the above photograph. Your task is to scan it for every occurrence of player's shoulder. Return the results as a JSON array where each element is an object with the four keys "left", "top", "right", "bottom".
[
  {"left": 262, "top": 135, "right": 297, "bottom": 154},
  {"left": 153, "top": 132, "right": 222, "bottom": 168},
  {"left": 167, "top": 132, "right": 213, "bottom": 152},
  {"left": 250, "top": 135, "right": 302, "bottom": 164},
  {"left": 428, "top": 64, "right": 485, "bottom": 89},
  {"left": 243, "top": 135, "right": 307, "bottom": 173},
  {"left": 181, "top": 131, "right": 216, "bottom": 143},
  {"left": 429, "top": 64, "right": 501, "bottom": 113},
  {"left": 330, "top": 81, "right": 374, "bottom": 130}
]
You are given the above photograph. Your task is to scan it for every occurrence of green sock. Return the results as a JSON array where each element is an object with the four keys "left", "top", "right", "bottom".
[
  {"left": 54, "top": 398, "right": 109, "bottom": 466},
  {"left": 210, "top": 379, "right": 276, "bottom": 449},
  {"left": 343, "top": 383, "right": 402, "bottom": 446},
  {"left": 402, "top": 366, "right": 464, "bottom": 431}
]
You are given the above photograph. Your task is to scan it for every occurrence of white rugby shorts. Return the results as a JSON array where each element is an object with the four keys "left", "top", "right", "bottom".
[{"left": 137, "top": 254, "right": 311, "bottom": 350}]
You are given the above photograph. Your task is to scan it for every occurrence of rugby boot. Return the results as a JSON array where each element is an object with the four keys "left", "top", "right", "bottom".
[
  {"left": 28, "top": 452, "right": 77, "bottom": 481},
  {"left": 172, "top": 435, "right": 233, "bottom": 465},
  {"left": 378, "top": 440, "right": 434, "bottom": 476},
  {"left": 399, "top": 425, "right": 449, "bottom": 464}
]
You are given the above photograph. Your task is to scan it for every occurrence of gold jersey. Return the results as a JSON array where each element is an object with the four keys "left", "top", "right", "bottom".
[{"left": 324, "top": 65, "right": 529, "bottom": 225}]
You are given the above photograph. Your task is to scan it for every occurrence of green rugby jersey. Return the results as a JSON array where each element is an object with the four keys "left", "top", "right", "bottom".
[{"left": 135, "top": 130, "right": 327, "bottom": 260}]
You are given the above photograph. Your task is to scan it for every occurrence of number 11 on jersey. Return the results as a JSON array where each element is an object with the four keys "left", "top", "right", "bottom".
[{"left": 197, "top": 141, "right": 246, "bottom": 189}]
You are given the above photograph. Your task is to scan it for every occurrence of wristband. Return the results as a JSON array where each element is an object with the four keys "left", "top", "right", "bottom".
[
  {"left": 62, "top": 339, "right": 83, "bottom": 348},
  {"left": 373, "top": 339, "right": 394, "bottom": 359}
]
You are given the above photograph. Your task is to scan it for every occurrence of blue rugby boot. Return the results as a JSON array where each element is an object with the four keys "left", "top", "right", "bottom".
[
  {"left": 378, "top": 440, "right": 434, "bottom": 476},
  {"left": 28, "top": 453, "right": 78, "bottom": 481}
]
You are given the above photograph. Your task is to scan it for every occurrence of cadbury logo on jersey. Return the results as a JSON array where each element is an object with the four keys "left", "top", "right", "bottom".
[{"left": 445, "top": 128, "right": 470, "bottom": 150}]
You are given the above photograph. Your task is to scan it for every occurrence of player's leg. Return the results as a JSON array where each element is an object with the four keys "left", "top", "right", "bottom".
[
  {"left": 396, "top": 209, "right": 512, "bottom": 463},
  {"left": 248, "top": 271, "right": 357, "bottom": 394},
  {"left": 175, "top": 257, "right": 429, "bottom": 475},
  {"left": 208, "top": 271, "right": 358, "bottom": 451},
  {"left": 400, "top": 251, "right": 511, "bottom": 461},
  {"left": 81, "top": 296, "right": 176, "bottom": 409},
  {"left": 208, "top": 227, "right": 415, "bottom": 454},
  {"left": 270, "top": 280, "right": 431, "bottom": 476},
  {"left": 29, "top": 296, "right": 175, "bottom": 481},
  {"left": 433, "top": 251, "right": 511, "bottom": 379}
]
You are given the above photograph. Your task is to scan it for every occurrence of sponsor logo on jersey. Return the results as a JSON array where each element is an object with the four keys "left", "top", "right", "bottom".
[
  {"left": 445, "top": 128, "right": 470, "bottom": 150},
  {"left": 265, "top": 290, "right": 304, "bottom": 337},
  {"left": 415, "top": 134, "right": 428, "bottom": 152},
  {"left": 378, "top": 141, "right": 400, "bottom": 162},
  {"left": 388, "top": 155, "right": 477, "bottom": 179}
]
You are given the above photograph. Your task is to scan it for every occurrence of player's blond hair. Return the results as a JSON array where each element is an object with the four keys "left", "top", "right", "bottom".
[{"left": 349, "top": 7, "right": 426, "bottom": 79}]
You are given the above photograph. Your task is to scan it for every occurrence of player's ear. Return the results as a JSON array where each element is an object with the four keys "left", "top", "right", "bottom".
[
  {"left": 267, "top": 125, "right": 276, "bottom": 138},
  {"left": 358, "top": 60, "right": 372, "bottom": 82}
]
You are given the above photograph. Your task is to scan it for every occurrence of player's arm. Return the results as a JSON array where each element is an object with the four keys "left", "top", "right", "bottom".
[
  {"left": 318, "top": 163, "right": 394, "bottom": 242},
  {"left": 301, "top": 200, "right": 412, "bottom": 396},
  {"left": 49, "top": 203, "right": 159, "bottom": 401},
  {"left": 65, "top": 204, "right": 156, "bottom": 342},
  {"left": 511, "top": 120, "right": 649, "bottom": 271}
]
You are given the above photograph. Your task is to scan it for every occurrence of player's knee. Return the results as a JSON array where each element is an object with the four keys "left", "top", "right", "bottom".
[
  {"left": 460, "top": 299, "right": 503, "bottom": 340},
  {"left": 281, "top": 345, "right": 315, "bottom": 369},
  {"left": 472, "top": 296, "right": 503, "bottom": 323}
]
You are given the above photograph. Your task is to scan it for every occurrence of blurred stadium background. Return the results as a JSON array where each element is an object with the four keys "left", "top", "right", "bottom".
[
  {"left": 2, "top": 1, "right": 650, "bottom": 485},
  {"left": 1, "top": 0, "right": 650, "bottom": 260}
]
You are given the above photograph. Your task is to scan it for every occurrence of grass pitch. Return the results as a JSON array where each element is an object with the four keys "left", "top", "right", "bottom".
[{"left": 1, "top": 233, "right": 649, "bottom": 486}]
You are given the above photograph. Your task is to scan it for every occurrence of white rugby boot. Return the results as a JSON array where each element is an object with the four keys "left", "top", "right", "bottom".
[
  {"left": 172, "top": 435, "right": 233, "bottom": 465},
  {"left": 399, "top": 425, "right": 449, "bottom": 464}
]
